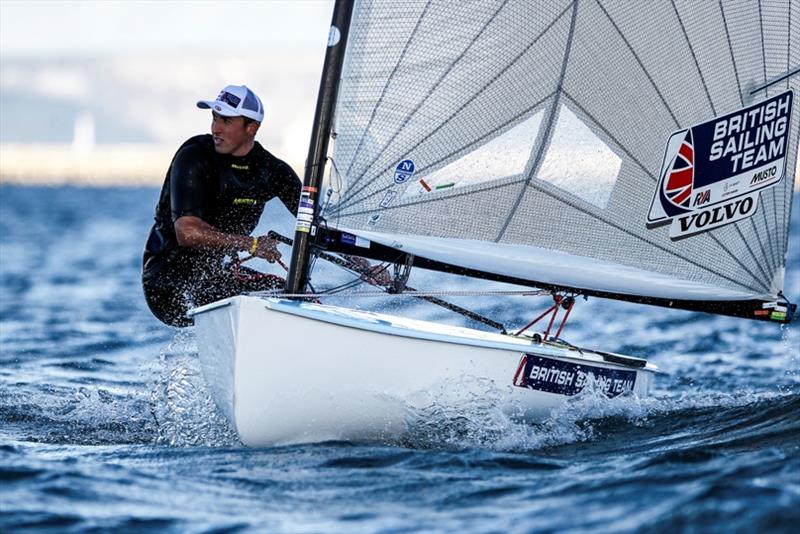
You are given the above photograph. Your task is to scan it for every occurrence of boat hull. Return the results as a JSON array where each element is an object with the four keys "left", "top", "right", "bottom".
[{"left": 190, "top": 295, "right": 656, "bottom": 447}]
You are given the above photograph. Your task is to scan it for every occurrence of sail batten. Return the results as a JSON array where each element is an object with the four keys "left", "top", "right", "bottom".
[
  {"left": 717, "top": 0, "right": 745, "bottom": 109},
  {"left": 670, "top": 0, "right": 717, "bottom": 116},
  {"left": 596, "top": 0, "right": 682, "bottom": 129},
  {"left": 325, "top": 0, "right": 798, "bottom": 319},
  {"left": 497, "top": 1, "right": 579, "bottom": 242}
]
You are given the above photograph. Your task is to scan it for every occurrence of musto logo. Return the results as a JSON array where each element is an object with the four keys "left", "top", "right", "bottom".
[{"left": 648, "top": 90, "right": 792, "bottom": 239}]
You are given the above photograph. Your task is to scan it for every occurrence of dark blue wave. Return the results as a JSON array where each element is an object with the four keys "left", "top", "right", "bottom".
[{"left": 0, "top": 185, "right": 798, "bottom": 532}]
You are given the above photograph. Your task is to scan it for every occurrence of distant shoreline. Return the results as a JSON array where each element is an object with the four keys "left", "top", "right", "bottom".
[
  {"left": 0, "top": 144, "right": 303, "bottom": 187},
  {"left": 0, "top": 144, "right": 172, "bottom": 186},
  {"left": 1, "top": 143, "right": 798, "bottom": 190}
]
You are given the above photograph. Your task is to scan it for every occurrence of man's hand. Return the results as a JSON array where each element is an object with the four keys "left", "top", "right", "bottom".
[{"left": 253, "top": 235, "right": 282, "bottom": 263}]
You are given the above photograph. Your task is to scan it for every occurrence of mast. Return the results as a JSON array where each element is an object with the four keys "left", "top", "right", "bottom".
[{"left": 286, "top": 0, "right": 354, "bottom": 294}]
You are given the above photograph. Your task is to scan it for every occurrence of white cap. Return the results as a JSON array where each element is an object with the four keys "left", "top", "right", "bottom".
[{"left": 197, "top": 84, "right": 264, "bottom": 122}]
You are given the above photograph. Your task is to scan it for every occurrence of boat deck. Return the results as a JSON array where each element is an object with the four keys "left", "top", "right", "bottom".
[{"left": 192, "top": 295, "right": 656, "bottom": 372}]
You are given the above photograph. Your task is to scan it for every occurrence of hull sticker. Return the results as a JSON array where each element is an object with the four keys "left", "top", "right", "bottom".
[
  {"left": 340, "top": 232, "right": 370, "bottom": 248},
  {"left": 295, "top": 189, "right": 315, "bottom": 234},
  {"left": 647, "top": 90, "right": 792, "bottom": 239},
  {"left": 755, "top": 301, "right": 788, "bottom": 321},
  {"left": 514, "top": 354, "right": 636, "bottom": 398},
  {"left": 379, "top": 190, "right": 397, "bottom": 207}
]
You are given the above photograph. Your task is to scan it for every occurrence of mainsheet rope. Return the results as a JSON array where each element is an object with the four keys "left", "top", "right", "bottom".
[
  {"left": 232, "top": 233, "right": 563, "bottom": 334},
  {"left": 253, "top": 289, "right": 551, "bottom": 299}
]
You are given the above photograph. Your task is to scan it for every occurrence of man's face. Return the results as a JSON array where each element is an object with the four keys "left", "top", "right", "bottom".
[{"left": 210, "top": 112, "right": 258, "bottom": 155}]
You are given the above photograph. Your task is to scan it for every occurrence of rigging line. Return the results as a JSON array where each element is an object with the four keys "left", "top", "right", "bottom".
[
  {"left": 750, "top": 213, "right": 777, "bottom": 278},
  {"left": 717, "top": 0, "right": 745, "bottom": 108},
  {"left": 772, "top": 180, "right": 781, "bottom": 273},
  {"left": 326, "top": 92, "right": 555, "bottom": 216},
  {"left": 780, "top": 5, "right": 795, "bottom": 256},
  {"left": 670, "top": 0, "right": 716, "bottom": 116},
  {"left": 779, "top": 174, "right": 794, "bottom": 274},
  {"left": 321, "top": 156, "right": 345, "bottom": 224},
  {"left": 767, "top": 185, "right": 787, "bottom": 278},
  {"left": 757, "top": 3, "right": 794, "bottom": 269},
  {"left": 594, "top": 0, "right": 681, "bottom": 128},
  {"left": 734, "top": 224, "right": 771, "bottom": 284},
  {"left": 762, "top": 183, "right": 788, "bottom": 276},
  {"left": 758, "top": 0, "right": 767, "bottom": 98},
  {"left": 341, "top": 0, "right": 432, "bottom": 180},
  {"left": 755, "top": 212, "right": 778, "bottom": 279},
  {"left": 523, "top": 181, "right": 767, "bottom": 294},
  {"left": 784, "top": 106, "right": 799, "bottom": 255},
  {"left": 316, "top": 254, "right": 516, "bottom": 331},
  {"left": 560, "top": 90, "right": 658, "bottom": 182},
  {"left": 789, "top": 1, "right": 794, "bottom": 92},
  {"left": 496, "top": 0, "right": 579, "bottom": 243},
  {"left": 257, "top": 289, "right": 550, "bottom": 299},
  {"left": 759, "top": 197, "right": 779, "bottom": 271},
  {"left": 706, "top": 231, "right": 771, "bottom": 293},
  {"left": 337, "top": 0, "right": 513, "bottom": 207},
  {"left": 334, "top": 1, "right": 573, "bottom": 213},
  {"left": 780, "top": 192, "right": 796, "bottom": 281},
  {"left": 321, "top": 276, "right": 371, "bottom": 295},
  {"left": 756, "top": 8, "right": 794, "bottom": 274},
  {"left": 320, "top": 257, "right": 377, "bottom": 293},
  {"left": 709, "top": 1, "right": 775, "bottom": 270}
]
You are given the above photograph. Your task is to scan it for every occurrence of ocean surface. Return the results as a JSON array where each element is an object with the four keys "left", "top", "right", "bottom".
[{"left": 1, "top": 184, "right": 798, "bottom": 533}]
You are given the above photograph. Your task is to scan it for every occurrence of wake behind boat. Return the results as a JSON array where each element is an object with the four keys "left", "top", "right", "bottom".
[{"left": 191, "top": 0, "right": 798, "bottom": 447}]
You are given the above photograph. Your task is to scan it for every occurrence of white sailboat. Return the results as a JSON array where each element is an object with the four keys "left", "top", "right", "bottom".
[{"left": 190, "top": 0, "right": 798, "bottom": 447}]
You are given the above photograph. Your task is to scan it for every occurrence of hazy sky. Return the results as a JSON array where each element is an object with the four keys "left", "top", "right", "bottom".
[{"left": 0, "top": 0, "right": 335, "bottom": 58}]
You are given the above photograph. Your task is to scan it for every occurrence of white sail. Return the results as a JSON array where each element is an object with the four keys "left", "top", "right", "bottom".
[{"left": 323, "top": 0, "right": 798, "bottom": 315}]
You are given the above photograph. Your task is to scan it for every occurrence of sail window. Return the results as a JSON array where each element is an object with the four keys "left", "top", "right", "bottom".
[
  {"left": 402, "top": 110, "right": 544, "bottom": 198},
  {"left": 537, "top": 105, "right": 621, "bottom": 209}
]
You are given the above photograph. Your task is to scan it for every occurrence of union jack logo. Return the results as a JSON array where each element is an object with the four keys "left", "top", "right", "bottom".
[{"left": 663, "top": 130, "right": 694, "bottom": 208}]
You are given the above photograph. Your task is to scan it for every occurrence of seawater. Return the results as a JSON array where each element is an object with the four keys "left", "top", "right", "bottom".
[{"left": 1, "top": 185, "right": 798, "bottom": 533}]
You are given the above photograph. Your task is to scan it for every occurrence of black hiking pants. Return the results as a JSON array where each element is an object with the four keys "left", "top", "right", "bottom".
[{"left": 143, "top": 265, "right": 283, "bottom": 327}]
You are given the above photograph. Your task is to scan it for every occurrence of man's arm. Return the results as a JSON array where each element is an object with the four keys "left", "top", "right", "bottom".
[
  {"left": 174, "top": 215, "right": 252, "bottom": 252},
  {"left": 175, "top": 215, "right": 282, "bottom": 262},
  {"left": 170, "top": 145, "right": 281, "bottom": 261}
]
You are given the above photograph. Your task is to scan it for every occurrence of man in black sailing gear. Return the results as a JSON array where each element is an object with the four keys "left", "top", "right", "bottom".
[{"left": 142, "top": 84, "right": 301, "bottom": 327}]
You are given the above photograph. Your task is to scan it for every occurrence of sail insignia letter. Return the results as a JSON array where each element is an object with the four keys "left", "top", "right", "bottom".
[
  {"left": 647, "top": 90, "right": 792, "bottom": 239},
  {"left": 394, "top": 159, "right": 416, "bottom": 184}
]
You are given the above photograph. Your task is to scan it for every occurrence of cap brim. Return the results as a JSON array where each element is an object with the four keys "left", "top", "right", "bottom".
[{"left": 196, "top": 100, "right": 240, "bottom": 116}]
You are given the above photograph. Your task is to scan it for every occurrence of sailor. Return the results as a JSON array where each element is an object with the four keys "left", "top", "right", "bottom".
[{"left": 141, "top": 84, "right": 302, "bottom": 327}]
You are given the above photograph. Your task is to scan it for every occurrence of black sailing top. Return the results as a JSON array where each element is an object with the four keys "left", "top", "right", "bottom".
[{"left": 142, "top": 134, "right": 301, "bottom": 284}]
